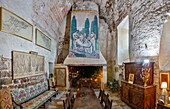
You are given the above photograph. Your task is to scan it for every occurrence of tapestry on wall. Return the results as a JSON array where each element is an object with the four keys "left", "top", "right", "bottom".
[
  {"left": 69, "top": 10, "right": 99, "bottom": 58},
  {"left": 12, "top": 51, "right": 45, "bottom": 79}
]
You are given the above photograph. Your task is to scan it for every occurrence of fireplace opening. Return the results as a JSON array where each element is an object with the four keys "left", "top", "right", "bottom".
[{"left": 68, "top": 66, "right": 102, "bottom": 89}]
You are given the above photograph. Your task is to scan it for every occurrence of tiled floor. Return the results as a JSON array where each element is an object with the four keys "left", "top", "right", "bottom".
[{"left": 44, "top": 89, "right": 131, "bottom": 109}]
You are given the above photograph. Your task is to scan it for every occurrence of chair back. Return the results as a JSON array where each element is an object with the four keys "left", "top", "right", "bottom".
[
  {"left": 98, "top": 89, "right": 103, "bottom": 99},
  {"left": 63, "top": 98, "right": 69, "bottom": 109},
  {"left": 0, "top": 88, "right": 13, "bottom": 109},
  {"left": 63, "top": 90, "right": 75, "bottom": 109},
  {"left": 106, "top": 99, "right": 113, "bottom": 109},
  {"left": 68, "top": 91, "right": 75, "bottom": 107},
  {"left": 101, "top": 90, "right": 109, "bottom": 104}
]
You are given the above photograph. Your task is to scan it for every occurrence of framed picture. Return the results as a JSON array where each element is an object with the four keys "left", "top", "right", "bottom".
[
  {"left": 54, "top": 68, "right": 66, "bottom": 87},
  {"left": 0, "top": 7, "right": 33, "bottom": 41},
  {"left": 12, "top": 51, "right": 45, "bottom": 79},
  {"left": 160, "top": 72, "right": 170, "bottom": 90},
  {"left": 128, "top": 73, "right": 134, "bottom": 84},
  {"left": 36, "top": 28, "right": 51, "bottom": 51}
]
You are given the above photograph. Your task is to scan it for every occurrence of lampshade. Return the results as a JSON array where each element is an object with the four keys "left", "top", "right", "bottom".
[{"left": 161, "top": 82, "right": 167, "bottom": 88}]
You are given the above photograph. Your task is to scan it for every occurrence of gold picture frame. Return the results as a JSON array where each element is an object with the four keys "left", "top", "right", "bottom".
[
  {"left": 54, "top": 68, "right": 66, "bottom": 87},
  {"left": 35, "top": 28, "right": 51, "bottom": 51},
  {"left": 128, "top": 73, "right": 134, "bottom": 84},
  {"left": 160, "top": 72, "right": 170, "bottom": 90},
  {"left": 0, "top": 7, "right": 33, "bottom": 41}
]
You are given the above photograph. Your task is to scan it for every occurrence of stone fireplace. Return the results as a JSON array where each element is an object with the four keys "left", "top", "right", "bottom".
[
  {"left": 64, "top": 51, "right": 107, "bottom": 89},
  {"left": 63, "top": 1, "right": 107, "bottom": 89},
  {"left": 68, "top": 66, "right": 102, "bottom": 88}
]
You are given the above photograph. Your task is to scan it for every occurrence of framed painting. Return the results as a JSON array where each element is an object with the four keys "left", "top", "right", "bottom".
[
  {"left": 128, "top": 73, "right": 134, "bottom": 84},
  {"left": 35, "top": 28, "right": 51, "bottom": 51},
  {"left": 0, "top": 7, "right": 33, "bottom": 41},
  {"left": 160, "top": 72, "right": 170, "bottom": 90},
  {"left": 54, "top": 68, "right": 66, "bottom": 87},
  {"left": 12, "top": 51, "right": 45, "bottom": 79}
]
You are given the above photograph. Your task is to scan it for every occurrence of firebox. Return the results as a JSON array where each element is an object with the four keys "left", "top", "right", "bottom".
[{"left": 68, "top": 66, "right": 102, "bottom": 89}]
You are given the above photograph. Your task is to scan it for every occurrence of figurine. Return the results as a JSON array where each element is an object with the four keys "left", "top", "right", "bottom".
[{"left": 140, "top": 64, "right": 150, "bottom": 87}]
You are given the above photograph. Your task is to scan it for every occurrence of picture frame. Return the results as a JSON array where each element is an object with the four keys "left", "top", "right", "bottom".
[
  {"left": 160, "top": 72, "right": 170, "bottom": 90},
  {"left": 35, "top": 28, "right": 51, "bottom": 51},
  {"left": 128, "top": 73, "right": 134, "bottom": 84},
  {"left": 54, "top": 68, "right": 66, "bottom": 87},
  {"left": 12, "top": 51, "right": 45, "bottom": 79},
  {"left": 0, "top": 7, "right": 33, "bottom": 41}
]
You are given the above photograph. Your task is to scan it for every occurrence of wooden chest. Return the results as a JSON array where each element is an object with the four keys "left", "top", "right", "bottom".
[{"left": 121, "top": 80, "right": 156, "bottom": 109}]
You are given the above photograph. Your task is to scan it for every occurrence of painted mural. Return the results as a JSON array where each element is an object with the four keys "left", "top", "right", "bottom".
[{"left": 69, "top": 10, "right": 99, "bottom": 58}]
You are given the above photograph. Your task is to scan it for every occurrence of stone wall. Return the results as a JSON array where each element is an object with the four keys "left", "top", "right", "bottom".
[
  {"left": 0, "top": 0, "right": 72, "bottom": 83},
  {"left": 99, "top": 19, "right": 116, "bottom": 81},
  {"left": 114, "top": 0, "right": 170, "bottom": 101},
  {"left": 115, "top": 0, "right": 170, "bottom": 58}
]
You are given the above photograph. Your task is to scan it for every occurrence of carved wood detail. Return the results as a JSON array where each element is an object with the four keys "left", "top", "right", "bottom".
[{"left": 121, "top": 81, "right": 156, "bottom": 109}]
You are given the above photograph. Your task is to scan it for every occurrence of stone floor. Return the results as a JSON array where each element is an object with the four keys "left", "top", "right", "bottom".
[{"left": 43, "top": 89, "right": 131, "bottom": 109}]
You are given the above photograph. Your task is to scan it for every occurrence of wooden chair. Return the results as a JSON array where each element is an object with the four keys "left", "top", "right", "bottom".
[
  {"left": 100, "top": 91, "right": 110, "bottom": 109},
  {"left": 67, "top": 91, "right": 75, "bottom": 109},
  {"left": 106, "top": 98, "right": 113, "bottom": 109},
  {"left": 62, "top": 90, "right": 75, "bottom": 109},
  {"left": 63, "top": 98, "right": 69, "bottom": 109},
  {"left": 98, "top": 89, "right": 103, "bottom": 101},
  {"left": 0, "top": 88, "right": 13, "bottom": 109}
]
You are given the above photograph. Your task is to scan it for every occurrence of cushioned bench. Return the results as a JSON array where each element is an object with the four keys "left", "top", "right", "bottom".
[{"left": 11, "top": 80, "right": 56, "bottom": 109}]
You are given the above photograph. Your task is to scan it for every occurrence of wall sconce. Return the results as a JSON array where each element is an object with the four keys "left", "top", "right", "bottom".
[{"left": 161, "top": 82, "right": 168, "bottom": 104}]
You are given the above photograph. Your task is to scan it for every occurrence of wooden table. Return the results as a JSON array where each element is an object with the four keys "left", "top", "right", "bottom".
[{"left": 73, "top": 87, "right": 102, "bottom": 109}]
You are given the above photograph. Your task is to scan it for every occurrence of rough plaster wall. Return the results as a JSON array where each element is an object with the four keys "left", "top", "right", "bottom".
[
  {"left": 99, "top": 19, "right": 116, "bottom": 81},
  {"left": 130, "top": 0, "right": 170, "bottom": 58},
  {"left": 98, "top": 0, "right": 117, "bottom": 81},
  {"left": 115, "top": 0, "right": 170, "bottom": 101},
  {"left": 159, "top": 16, "right": 170, "bottom": 71},
  {"left": 0, "top": 1, "right": 71, "bottom": 76},
  {"left": 57, "top": 15, "right": 70, "bottom": 64}
]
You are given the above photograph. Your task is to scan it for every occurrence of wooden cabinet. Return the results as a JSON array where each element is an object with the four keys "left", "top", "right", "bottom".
[{"left": 121, "top": 81, "right": 156, "bottom": 109}]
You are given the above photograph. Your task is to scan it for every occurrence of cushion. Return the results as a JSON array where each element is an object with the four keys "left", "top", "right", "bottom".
[
  {"left": 0, "top": 88, "right": 13, "bottom": 109},
  {"left": 11, "top": 80, "right": 49, "bottom": 105},
  {"left": 21, "top": 90, "right": 56, "bottom": 109}
]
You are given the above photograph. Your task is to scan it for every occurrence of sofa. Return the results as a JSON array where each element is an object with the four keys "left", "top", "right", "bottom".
[{"left": 11, "top": 80, "right": 56, "bottom": 109}]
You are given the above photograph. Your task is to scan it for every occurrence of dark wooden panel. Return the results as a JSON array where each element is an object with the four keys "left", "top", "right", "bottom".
[
  {"left": 130, "top": 88, "right": 144, "bottom": 109},
  {"left": 157, "top": 103, "right": 170, "bottom": 109},
  {"left": 121, "top": 81, "right": 156, "bottom": 109},
  {"left": 124, "top": 62, "right": 154, "bottom": 86},
  {"left": 121, "top": 83, "right": 129, "bottom": 104}
]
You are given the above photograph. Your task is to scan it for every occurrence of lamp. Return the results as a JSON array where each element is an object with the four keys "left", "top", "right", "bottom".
[
  {"left": 161, "top": 82, "right": 168, "bottom": 104},
  {"left": 161, "top": 82, "right": 167, "bottom": 89}
]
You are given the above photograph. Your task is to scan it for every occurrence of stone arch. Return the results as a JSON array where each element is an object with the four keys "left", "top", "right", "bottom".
[{"left": 159, "top": 15, "right": 170, "bottom": 71}]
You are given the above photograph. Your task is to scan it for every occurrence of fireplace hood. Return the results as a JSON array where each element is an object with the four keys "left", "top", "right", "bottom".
[{"left": 64, "top": 51, "right": 107, "bottom": 66}]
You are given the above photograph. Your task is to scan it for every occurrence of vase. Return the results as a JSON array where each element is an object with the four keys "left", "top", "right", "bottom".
[{"left": 144, "top": 79, "right": 147, "bottom": 87}]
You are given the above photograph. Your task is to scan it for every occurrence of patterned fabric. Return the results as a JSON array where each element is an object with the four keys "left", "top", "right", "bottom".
[
  {"left": 0, "top": 88, "right": 13, "bottom": 109},
  {"left": 11, "top": 80, "right": 55, "bottom": 109},
  {"left": 11, "top": 80, "right": 49, "bottom": 105},
  {"left": 21, "top": 91, "right": 56, "bottom": 109}
]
